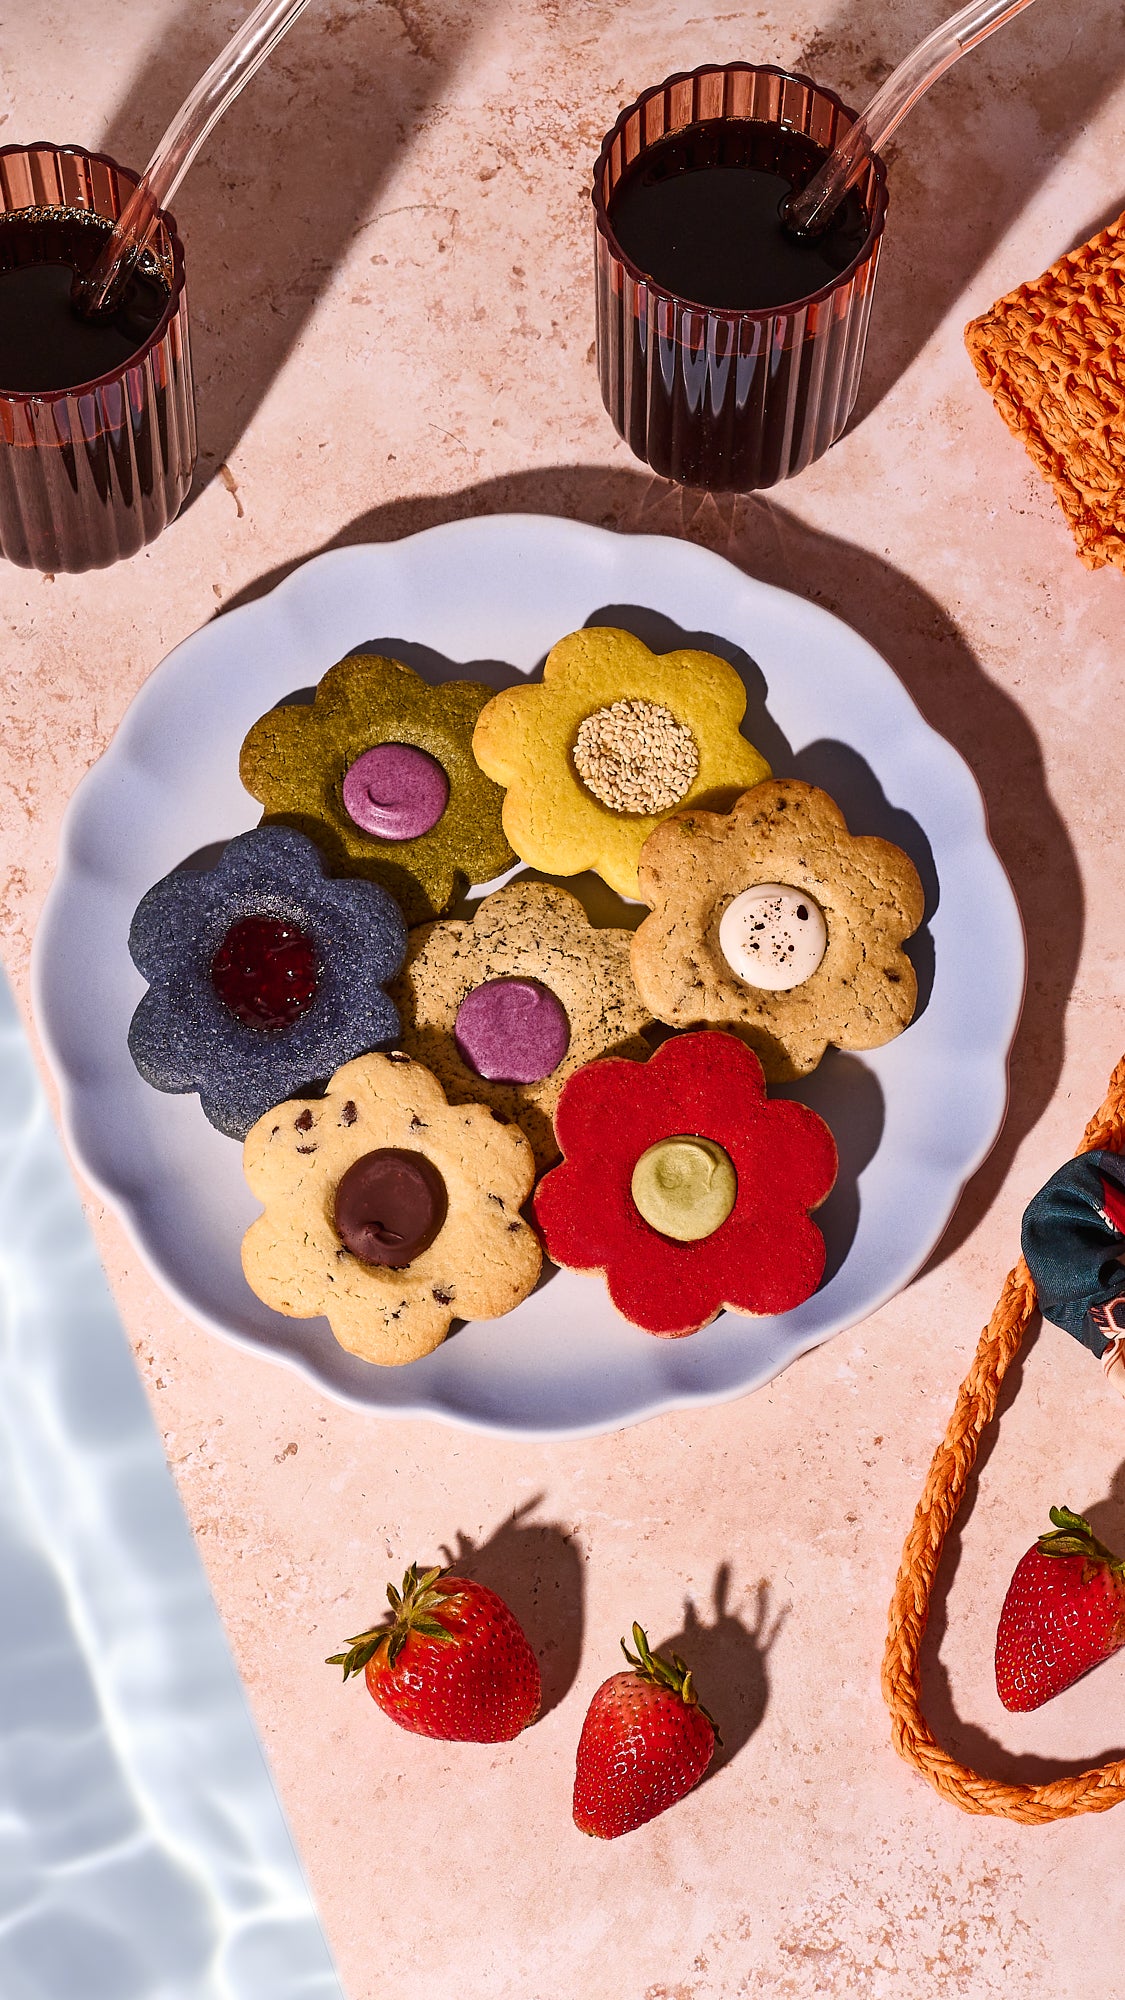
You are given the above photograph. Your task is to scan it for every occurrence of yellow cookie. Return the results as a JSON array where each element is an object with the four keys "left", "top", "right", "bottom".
[{"left": 471, "top": 628, "right": 770, "bottom": 899}]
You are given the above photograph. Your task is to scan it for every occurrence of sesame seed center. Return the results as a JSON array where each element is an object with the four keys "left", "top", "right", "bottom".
[{"left": 572, "top": 699, "right": 699, "bottom": 815}]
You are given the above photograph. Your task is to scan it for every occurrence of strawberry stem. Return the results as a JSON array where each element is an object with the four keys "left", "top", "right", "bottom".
[
  {"left": 326, "top": 1561, "right": 462, "bottom": 1680},
  {"left": 1037, "top": 1505, "right": 1125, "bottom": 1575},
  {"left": 620, "top": 1621, "right": 722, "bottom": 1746}
]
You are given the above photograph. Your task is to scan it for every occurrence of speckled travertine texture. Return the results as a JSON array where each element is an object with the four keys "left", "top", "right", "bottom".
[{"left": 5, "top": 0, "right": 1125, "bottom": 1994}]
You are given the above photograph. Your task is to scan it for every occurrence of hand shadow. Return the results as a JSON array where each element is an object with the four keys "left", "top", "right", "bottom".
[
  {"left": 219, "top": 459, "right": 1080, "bottom": 1272},
  {"left": 655, "top": 1566, "right": 786, "bottom": 1783},
  {"left": 917, "top": 1316, "right": 1125, "bottom": 1783},
  {"left": 442, "top": 1496, "right": 585, "bottom": 1719},
  {"left": 97, "top": 0, "right": 487, "bottom": 493},
  {"left": 796, "top": 0, "right": 1125, "bottom": 421}
]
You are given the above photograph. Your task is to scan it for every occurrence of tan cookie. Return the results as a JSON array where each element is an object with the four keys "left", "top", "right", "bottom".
[
  {"left": 241, "top": 1053, "right": 541, "bottom": 1365},
  {"left": 392, "top": 880, "right": 653, "bottom": 1170},
  {"left": 631, "top": 780, "right": 925, "bottom": 1080},
  {"left": 471, "top": 627, "right": 771, "bottom": 899}
]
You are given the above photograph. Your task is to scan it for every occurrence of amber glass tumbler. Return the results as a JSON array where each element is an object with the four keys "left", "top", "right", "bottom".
[
  {"left": 0, "top": 144, "right": 196, "bottom": 572},
  {"left": 593, "top": 65, "right": 889, "bottom": 492}
]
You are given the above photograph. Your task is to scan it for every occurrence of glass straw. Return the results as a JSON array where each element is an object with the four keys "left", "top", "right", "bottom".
[
  {"left": 72, "top": 0, "right": 314, "bottom": 318},
  {"left": 784, "top": 0, "right": 1041, "bottom": 237}
]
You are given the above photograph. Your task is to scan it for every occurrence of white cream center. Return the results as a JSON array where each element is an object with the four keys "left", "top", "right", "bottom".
[{"left": 718, "top": 884, "right": 827, "bottom": 992}]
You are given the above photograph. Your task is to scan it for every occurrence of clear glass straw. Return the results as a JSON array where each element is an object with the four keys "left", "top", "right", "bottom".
[
  {"left": 784, "top": 0, "right": 1041, "bottom": 237},
  {"left": 73, "top": 0, "right": 314, "bottom": 318}
]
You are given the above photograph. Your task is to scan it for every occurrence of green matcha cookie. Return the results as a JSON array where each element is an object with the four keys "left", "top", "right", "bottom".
[{"left": 240, "top": 653, "right": 515, "bottom": 925}]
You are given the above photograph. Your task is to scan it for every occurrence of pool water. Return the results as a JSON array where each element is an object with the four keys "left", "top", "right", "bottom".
[{"left": 0, "top": 968, "right": 343, "bottom": 1999}]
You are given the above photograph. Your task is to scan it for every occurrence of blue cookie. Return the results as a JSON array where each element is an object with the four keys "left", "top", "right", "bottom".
[{"left": 128, "top": 826, "right": 407, "bottom": 1139}]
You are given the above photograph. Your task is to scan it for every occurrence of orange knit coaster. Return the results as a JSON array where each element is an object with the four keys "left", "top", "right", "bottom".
[{"left": 965, "top": 214, "right": 1125, "bottom": 573}]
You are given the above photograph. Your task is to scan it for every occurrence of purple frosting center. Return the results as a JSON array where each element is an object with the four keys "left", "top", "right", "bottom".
[
  {"left": 454, "top": 978, "right": 570, "bottom": 1084},
  {"left": 342, "top": 743, "right": 449, "bottom": 841}
]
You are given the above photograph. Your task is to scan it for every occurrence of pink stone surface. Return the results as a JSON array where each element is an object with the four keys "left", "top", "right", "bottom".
[{"left": 3, "top": 0, "right": 1125, "bottom": 1993}]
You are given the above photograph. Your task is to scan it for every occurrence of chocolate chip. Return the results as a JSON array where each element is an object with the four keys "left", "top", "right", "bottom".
[
  {"left": 294, "top": 1108, "right": 314, "bottom": 1131},
  {"left": 339, "top": 1100, "right": 358, "bottom": 1126},
  {"left": 410, "top": 1114, "right": 428, "bottom": 1131},
  {"left": 296, "top": 1144, "right": 317, "bottom": 1154},
  {"left": 432, "top": 1286, "right": 454, "bottom": 1305}
]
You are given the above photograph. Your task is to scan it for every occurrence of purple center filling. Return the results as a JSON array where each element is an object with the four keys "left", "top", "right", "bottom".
[
  {"left": 454, "top": 978, "right": 570, "bottom": 1084},
  {"left": 342, "top": 743, "right": 449, "bottom": 841}
]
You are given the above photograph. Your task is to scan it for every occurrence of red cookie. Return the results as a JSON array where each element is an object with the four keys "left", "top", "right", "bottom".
[{"left": 533, "top": 1031, "right": 837, "bottom": 1337}]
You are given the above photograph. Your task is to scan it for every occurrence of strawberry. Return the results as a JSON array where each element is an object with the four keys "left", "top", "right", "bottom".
[
  {"left": 573, "top": 1623, "right": 719, "bottom": 1838},
  {"left": 995, "top": 1505, "right": 1125, "bottom": 1712},
  {"left": 327, "top": 1563, "right": 541, "bottom": 1741}
]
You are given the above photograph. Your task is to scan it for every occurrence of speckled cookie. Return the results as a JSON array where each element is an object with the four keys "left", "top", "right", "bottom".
[
  {"left": 471, "top": 627, "right": 771, "bottom": 900},
  {"left": 127, "top": 826, "right": 406, "bottom": 1140},
  {"left": 239, "top": 652, "right": 515, "bottom": 925},
  {"left": 241, "top": 1052, "right": 542, "bottom": 1366},
  {"left": 631, "top": 780, "right": 925, "bottom": 1080},
  {"left": 391, "top": 880, "right": 654, "bottom": 1170}
]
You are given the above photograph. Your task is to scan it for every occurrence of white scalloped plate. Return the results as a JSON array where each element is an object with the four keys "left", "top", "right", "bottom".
[{"left": 32, "top": 516, "right": 1024, "bottom": 1438}]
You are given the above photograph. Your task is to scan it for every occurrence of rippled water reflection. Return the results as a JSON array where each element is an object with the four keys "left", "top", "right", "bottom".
[{"left": 0, "top": 971, "right": 343, "bottom": 1999}]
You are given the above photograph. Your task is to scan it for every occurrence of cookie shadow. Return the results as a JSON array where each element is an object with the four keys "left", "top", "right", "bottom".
[
  {"left": 343, "top": 638, "right": 526, "bottom": 693},
  {"left": 792, "top": 738, "right": 938, "bottom": 1020},
  {"left": 777, "top": 1051, "right": 885, "bottom": 1283},
  {"left": 443, "top": 1497, "right": 585, "bottom": 1718},
  {"left": 654, "top": 1568, "right": 787, "bottom": 1785}
]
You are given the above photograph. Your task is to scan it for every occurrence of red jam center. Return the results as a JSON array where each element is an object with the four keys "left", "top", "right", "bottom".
[{"left": 210, "top": 915, "right": 318, "bottom": 1032}]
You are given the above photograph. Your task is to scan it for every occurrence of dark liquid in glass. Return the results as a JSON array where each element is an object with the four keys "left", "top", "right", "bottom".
[
  {"left": 598, "top": 119, "right": 876, "bottom": 492},
  {"left": 0, "top": 209, "right": 168, "bottom": 392},
  {"left": 607, "top": 121, "right": 868, "bottom": 313},
  {"left": 0, "top": 202, "right": 194, "bottom": 573}
]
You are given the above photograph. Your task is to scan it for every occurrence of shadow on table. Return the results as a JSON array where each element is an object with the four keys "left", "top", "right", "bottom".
[
  {"left": 915, "top": 1320, "right": 1125, "bottom": 1784},
  {"left": 222, "top": 460, "right": 1081, "bottom": 1269},
  {"left": 655, "top": 1568, "right": 787, "bottom": 1784},
  {"left": 443, "top": 1496, "right": 585, "bottom": 1718},
  {"left": 794, "top": 0, "right": 1125, "bottom": 422},
  {"left": 96, "top": 0, "right": 483, "bottom": 493}
]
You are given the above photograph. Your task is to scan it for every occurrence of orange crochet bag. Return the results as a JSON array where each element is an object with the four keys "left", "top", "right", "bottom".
[
  {"left": 882, "top": 1053, "right": 1125, "bottom": 1821},
  {"left": 966, "top": 215, "right": 1125, "bottom": 574}
]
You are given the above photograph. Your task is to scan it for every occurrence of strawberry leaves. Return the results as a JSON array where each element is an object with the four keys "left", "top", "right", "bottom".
[{"left": 326, "top": 1563, "right": 459, "bottom": 1679}]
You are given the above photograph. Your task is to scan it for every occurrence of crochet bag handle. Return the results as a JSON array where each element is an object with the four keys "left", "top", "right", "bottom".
[{"left": 882, "top": 1052, "right": 1125, "bottom": 1822}]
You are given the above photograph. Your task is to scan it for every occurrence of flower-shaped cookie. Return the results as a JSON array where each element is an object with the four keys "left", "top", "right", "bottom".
[
  {"left": 631, "top": 780, "right": 925, "bottom": 1081},
  {"left": 128, "top": 826, "right": 406, "bottom": 1139},
  {"left": 471, "top": 627, "right": 770, "bottom": 899},
  {"left": 240, "top": 653, "right": 515, "bottom": 925},
  {"left": 391, "top": 879, "right": 654, "bottom": 1170},
  {"left": 241, "top": 1053, "right": 542, "bottom": 1365},
  {"left": 534, "top": 1031, "right": 837, "bottom": 1336}
]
